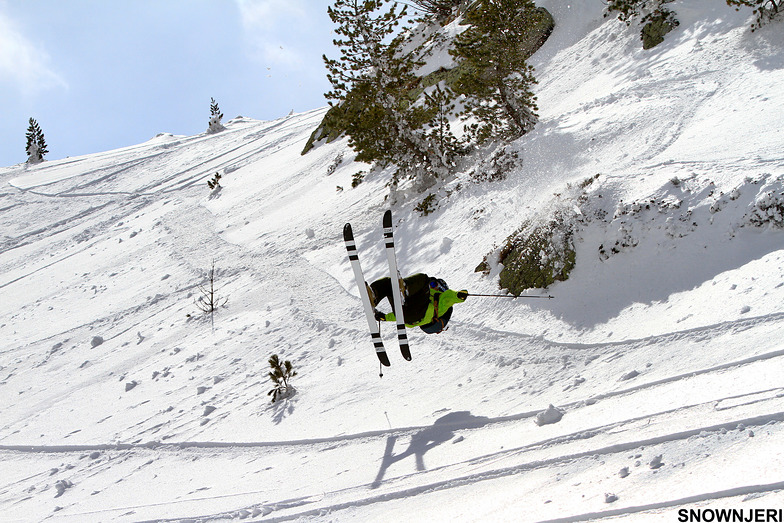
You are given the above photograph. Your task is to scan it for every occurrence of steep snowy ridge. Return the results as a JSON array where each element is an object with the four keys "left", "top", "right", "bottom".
[{"left": 1, "top": 1, "right": 783, "bottom": 521}]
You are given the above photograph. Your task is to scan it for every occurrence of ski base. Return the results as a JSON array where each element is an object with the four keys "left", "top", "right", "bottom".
[
  {"left": 344, "top": 223, "right": 391, "bottom": 367},
  {"left": 383, "top": 210, "right": 412, "bottom": 361}
]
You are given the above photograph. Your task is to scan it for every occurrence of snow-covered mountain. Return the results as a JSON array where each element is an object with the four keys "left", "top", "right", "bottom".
[{"left": 1, "top": 1, "right": 783, "bottom": 521}]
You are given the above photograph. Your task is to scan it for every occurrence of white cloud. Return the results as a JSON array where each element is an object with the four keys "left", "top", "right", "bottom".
[
  {"left": 0, "top": 10, "right": 67, "bottom": 93},
  {"left": 236, "top": 0, "right": 306, "bottom": 30},
  {"left": 235, "top": 0, "right": 310, "bottom": 68}
]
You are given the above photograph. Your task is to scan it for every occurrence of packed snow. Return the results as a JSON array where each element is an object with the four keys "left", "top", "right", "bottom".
[{"left": 1, "top": 1, "right": 783, "bottom": 521}]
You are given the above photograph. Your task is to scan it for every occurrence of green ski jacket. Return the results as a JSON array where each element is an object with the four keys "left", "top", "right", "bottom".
[{"left": 382, "top": 287, "right": 467, "bottom": 328}]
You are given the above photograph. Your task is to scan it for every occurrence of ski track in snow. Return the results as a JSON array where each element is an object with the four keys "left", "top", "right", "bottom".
[
  {"left": 1, "top": 310, "right": 783, "bottom": 521},
  {"left": 1, "top": 1, "right": 784, "bottom": 521}
]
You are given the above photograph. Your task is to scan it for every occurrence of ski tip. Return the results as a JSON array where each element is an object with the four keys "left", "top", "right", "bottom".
[
  {"left": 383, "top": 210, "right": 392, "bottom": 227},
  {"left": 343, "top": 223, "right": 353, "bottom": 239}
]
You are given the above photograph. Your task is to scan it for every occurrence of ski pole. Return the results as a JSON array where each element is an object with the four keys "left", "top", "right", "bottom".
[{"left": 467, "top": 293, "right": 554, "bottom": 299}]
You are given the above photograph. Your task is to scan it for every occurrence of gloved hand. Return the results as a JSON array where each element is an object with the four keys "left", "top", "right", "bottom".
[
  {"left": 374, "top": 309, "right": 386, "bottom": 321},
  {"left": 457, "top": 290, "right": 468, "bottom": 300}
]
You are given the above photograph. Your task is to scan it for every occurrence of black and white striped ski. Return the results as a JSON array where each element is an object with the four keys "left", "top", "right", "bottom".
[
  {"left": 343, "top": 222, "right": 391, "bottom": 367},
  {"left": 383, "top": 210, "right": 411, "bottom": 361}
]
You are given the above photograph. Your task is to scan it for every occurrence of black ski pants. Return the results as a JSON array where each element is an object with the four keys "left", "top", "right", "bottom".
[{"left": 370, "top": 273, "right": 431, "bottom": 325}]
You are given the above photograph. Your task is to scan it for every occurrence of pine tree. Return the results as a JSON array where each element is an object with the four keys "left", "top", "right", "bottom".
[
  {"left": 25, "top": 118, "right": 48, "bottom": 164},
  {"left": 421, "top": 84, "right": 463, "bottom": 164},
  {"left": 210, "top": 97, "right": 222, "bottom": 119},
  {"left": 726, "top": 0, "right": 782, "bottom": 31},
  {"left": 323, "top": 0, "right": 410, "bottom": 114},
  {"left": 195, "top": 259, "right": 227, "bottom": 330},
  {"left": 410, "top": 0, "right": 462, "bottom": 18},
  {"left": 451, "top": 0, "right": 541, "bottom": 143},
  {"left": 605, "top": 0, "right": 655, "bottom": 25},
  {"left": 323, "top": 0, "right": 454, "bottom": 192},
  {"left": 207, "top": 97, "right": 226, "bottom": 134},
  {"left": 604, "top": 1, "right": 679, "bottom": 48}
]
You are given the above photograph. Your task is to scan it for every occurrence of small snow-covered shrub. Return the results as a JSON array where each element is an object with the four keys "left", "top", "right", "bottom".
[
  {"left": 415, "top": 193, "right": 438, "bottom": 216},
  {"left": 746, "top": 187, "right": 784, "bottom": 228},
  {"left": 326, "top": 153, "right": 344, "bottom": 176},
  {"left": 598, "top": 221, "right": 639, "bottom": 261},
  {"left": 206, "top": 98, "right": 226, "bottom": 134},
  {"left": 268, "top": 354, "right": 297, "bottom": 403},
  {"left": 471, "top": 147, "right": 521, "bottom": 183},
  {"left": 351, "top": 171, "right": 365, "bottom": 188},
  {"left": 207, "top": 172, "right": 222, "bottom": 191}
]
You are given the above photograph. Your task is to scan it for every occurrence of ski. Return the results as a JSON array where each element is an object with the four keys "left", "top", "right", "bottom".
[
  {"left": 383, "top": 210, "right": 411, "bottom": 361},
  {"left": 343, "top": 223, "right": 391, "bottom": 367}
]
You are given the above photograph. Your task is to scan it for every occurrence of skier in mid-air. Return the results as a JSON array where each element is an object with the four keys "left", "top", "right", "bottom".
[{"left": 368, "top": 274, "right": 468, "bottom": 334}]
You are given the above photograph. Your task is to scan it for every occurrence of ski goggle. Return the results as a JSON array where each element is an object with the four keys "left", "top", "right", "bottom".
[{"left": 429, "top": 278, "right": 448, "bottom": 292}]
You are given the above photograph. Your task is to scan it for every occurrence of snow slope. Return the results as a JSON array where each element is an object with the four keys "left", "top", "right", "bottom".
[{"left": 1, "top": 0, "right": 783, "bottom": 521}]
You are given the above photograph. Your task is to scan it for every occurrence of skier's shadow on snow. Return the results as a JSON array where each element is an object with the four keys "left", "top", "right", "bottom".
[{"left": 371, "top": 411, "right": 489, "bottom": 489}]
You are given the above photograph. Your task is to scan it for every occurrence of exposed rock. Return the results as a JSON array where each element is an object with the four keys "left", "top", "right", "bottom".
[
  {"left": 650, "top": 455, "right": 664, "bottom": 469},
  {"left": 534, "top": 404, "right": 564, "bottom": 426},
  {"left": 642, "top": 10, "right": 679, "bottom": 50},
  {"left": 620, "top": 370, "right": 640, "bottom": 381},
  {"left": 54, "top": 480, "right": 73, "bottom": 498},
  {"left": 497, "top": 217, "right": 577, "bottom": 294}
]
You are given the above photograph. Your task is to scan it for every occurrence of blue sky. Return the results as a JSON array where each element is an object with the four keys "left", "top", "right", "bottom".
[{"left": 0, "top": 0, "right": 337, "bottom": 167}]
